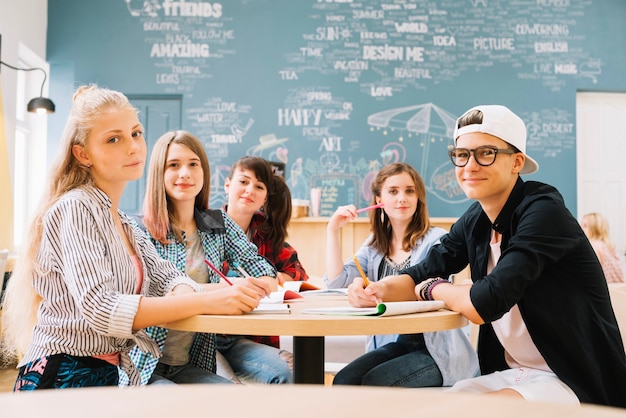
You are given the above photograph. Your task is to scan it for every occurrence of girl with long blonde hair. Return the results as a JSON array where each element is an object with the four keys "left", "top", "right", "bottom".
[{"left": 1, "top": 86, "right": 270, "bottom": 390}]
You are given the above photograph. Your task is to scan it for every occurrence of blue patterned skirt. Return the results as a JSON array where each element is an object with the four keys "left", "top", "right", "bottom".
[{"left": 14, "top": 354, "right": 118, "bottom": 391}]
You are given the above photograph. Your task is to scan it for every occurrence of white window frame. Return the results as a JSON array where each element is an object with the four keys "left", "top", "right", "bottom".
[{"left": 12, "top": 44, "right": 48, "bottom": 250}]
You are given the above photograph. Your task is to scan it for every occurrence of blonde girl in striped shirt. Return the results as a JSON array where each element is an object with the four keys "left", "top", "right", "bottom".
[{"left": 0, "top": 85, "right": 271, "bottom": 390}]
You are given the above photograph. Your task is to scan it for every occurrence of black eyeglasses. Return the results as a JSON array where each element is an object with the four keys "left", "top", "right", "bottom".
[{"left": 448, "top": 146, "right": 517, "bottom": 167}]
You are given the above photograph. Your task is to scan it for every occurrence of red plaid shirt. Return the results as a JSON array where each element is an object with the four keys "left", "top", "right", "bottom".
[{"left": 223, "top": 209, "right": 309, "bottom": 347}]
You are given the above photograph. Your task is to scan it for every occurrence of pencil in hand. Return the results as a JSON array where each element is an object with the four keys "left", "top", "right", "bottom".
[
  {"left": 204, "top": 259, "right": 233, "bottom": 286},
  {"left": 352, "top": 254, "right": 370, "bottom": 287}
]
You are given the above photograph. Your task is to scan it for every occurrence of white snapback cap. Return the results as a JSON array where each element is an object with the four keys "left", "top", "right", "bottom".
[{"left": 453, "top": 105, "right": 539, "bottom": 175}]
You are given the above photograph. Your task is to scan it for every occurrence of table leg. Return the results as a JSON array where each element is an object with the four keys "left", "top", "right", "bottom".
[{"left": 293, "top": 336, "right": 324, "bottom": 384}]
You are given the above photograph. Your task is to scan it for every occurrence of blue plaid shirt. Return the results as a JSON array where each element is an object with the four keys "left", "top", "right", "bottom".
[{"left": 119, "top": 209, "right": 276, "bottom": 386}]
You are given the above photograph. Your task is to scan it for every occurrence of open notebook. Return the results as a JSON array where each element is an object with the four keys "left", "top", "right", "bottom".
[
  {"left": 248, "top": 303, "right": 291, "bottom": 314},
  {"left": 301, "top": 300, "right": 445, "bottom": 317},
  {"left": 282, "top": 281, "right": 348, "bottom": 296}
]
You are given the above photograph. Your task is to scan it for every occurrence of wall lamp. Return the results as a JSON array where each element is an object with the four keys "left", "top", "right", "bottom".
[{"left": 0, "top": 60, "right": 55, "bottom": 114}]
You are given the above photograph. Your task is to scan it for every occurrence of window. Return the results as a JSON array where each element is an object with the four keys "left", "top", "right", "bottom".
[{"left": 12, "top": 45, "right": 49, "bottom": 250}]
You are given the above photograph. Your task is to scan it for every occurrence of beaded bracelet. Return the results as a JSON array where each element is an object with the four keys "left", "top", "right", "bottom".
[
  {"left": 426, "top": 278, "right": 448, "bottom": 301},
  {"left": 418, "top": 278, "right": 438, "bottom": 301}
]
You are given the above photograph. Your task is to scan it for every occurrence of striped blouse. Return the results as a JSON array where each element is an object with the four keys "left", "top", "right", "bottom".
[{"left": 19, "top": 184, "right": 202, "bottom": 385}]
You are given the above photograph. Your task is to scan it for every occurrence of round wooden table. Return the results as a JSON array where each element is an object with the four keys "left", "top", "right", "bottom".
[{"left": 166, "top": 295, "right": 468, "bottom": 384}]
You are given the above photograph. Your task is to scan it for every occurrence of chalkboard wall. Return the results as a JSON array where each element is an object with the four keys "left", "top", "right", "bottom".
[{"left": 47, "top": 0, "right": 626, "bottom": 216}]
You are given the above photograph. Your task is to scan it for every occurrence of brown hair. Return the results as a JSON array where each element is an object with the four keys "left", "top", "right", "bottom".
[
  {"left": 368, "top": 163, "right": 430, "bottom": 255},
  {"left": 228, "top": 156, "right": 291, "bottom": 254},
  {"left": 142, "top": 130, "right": 211, "bottom": 244}
]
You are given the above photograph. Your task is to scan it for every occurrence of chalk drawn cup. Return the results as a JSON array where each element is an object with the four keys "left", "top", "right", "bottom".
[{"left": 310, "top": 188, "right": 322, "bottom": 218}]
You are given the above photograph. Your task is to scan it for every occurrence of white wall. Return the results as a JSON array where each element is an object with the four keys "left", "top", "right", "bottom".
[
  {"left": 0, "top": 0, "right": 48, "bottom": 249},
  {"left": 0, "top": 0, "right": 48, "bottom": 177}
]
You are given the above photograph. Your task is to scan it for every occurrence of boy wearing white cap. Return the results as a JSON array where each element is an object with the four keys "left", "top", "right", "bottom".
[{"left": 347, "top": 105, "right": 626, "bottom": 407}]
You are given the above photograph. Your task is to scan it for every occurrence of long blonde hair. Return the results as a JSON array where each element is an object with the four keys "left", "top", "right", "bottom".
[{"left": 0, "top": 85, "right": 136, "bottom": 359}]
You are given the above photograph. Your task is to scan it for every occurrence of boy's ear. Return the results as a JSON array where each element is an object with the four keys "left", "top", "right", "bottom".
[{"left": 512, "top": 153, "right": 525, "bottom": 174}]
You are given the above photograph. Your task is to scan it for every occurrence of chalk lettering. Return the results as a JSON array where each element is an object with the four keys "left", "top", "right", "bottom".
[
  {"left": 352, "top": 10, "right": 384, "bottom": 19},
  {"left": 473, "top": 37, "right": 515, "bottom": 50},
  {"left": 196, "top": 113, "right": 223, "bottom": 123},
  {"left": 405, "top": 47, "right": 425, "bottom": 62},
  {"left": 316, "top": 26, "right": 350, "bottom": 41},
  {"left": 150, "top": 43, "right": 210, "bottom": 58},
  {"left": 537, "top": 0, "right": 570, "bottom": 6},
  {"left": 192, "top": 29, "right": 234, "bottom": 40},
  {"left": 360, "top": 31, "right": 388, "bottom": 40},
  {"left": 515, "top": 23, "right": 569, "bottom": 36},
  {"left": 277, "top": 109, "right": 323, "bottom": 126},
  {"left": 324, "top": 112, "right": 350, "bottom": 120},
  {"left": 302, "top": 127, "right": 330, "bottom": 136},
  {"left": 162, "top": 1, "right": 223, "bottom": 18},
  {"left": 172, "top": 65, "right": 201, "bottom": 74},
  {"left": 144, "top": 22, "right": 180, "bottom": 31},
  {"left": 216, "top": 102, "right": 236, "bottom": 112},
  {"left": 307, "top": 92, "right": 333, "bottom": 101},
  {"left": 371, "top": 86, "right": 393, "bottom": 97},
  {"left": 211, "top": 134, "right": 238, "bottom": 143},
  {"left": 394, "top": 67, "right": 432, "bottom": 78},
  {"left": 394, "top": 22, "right": 428, "bottom": 33},
  {"left": 542, "top": 123, "right": 574, "bottom": 134},
  {"left": 534, "top": 42, "right": 568, "bottom": 53},
  {"left": 334, "top": 60, "right": 369, "bottom": 70},
  {"left": 433, "top": 35, "right": 456, "bottom": 46},
  {"left": 326, "top": 15, "right": 345, "bottom": 22},
  {"left": 319, "top": 137, "right": 343, "bottom": 152},
  {"left": 300, "top": 47, "right": 323, "bottom": 57},
  {"left": 156, "top": 73, "right": 179, "bottom": 84},
  {"left": 363, "top": 45, "right": 404, "bottom": 61},
  {"left": 279, "top": 70, "right": 298, "bottom": 80},
  {"left": 554, "top": 63, "right": 577, "bottom": 74}
]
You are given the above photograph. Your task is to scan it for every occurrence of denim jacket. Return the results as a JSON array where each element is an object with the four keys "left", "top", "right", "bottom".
[{"left": 325, "top": 227, "right": 479, "bottom": 386}]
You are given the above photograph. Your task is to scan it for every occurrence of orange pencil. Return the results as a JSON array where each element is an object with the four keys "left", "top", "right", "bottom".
[{"left": 352, "top": 254, "right": 370, "bottom": 287}]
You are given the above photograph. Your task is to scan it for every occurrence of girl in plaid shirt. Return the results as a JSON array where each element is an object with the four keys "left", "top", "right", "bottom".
[{"left": 123, "top": 131, "right": 291, "bottom": 386}]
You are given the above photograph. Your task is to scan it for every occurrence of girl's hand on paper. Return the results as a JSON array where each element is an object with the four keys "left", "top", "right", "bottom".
[
  {"left": 347, "top": 277, "right": 382, "bottom": 307},
  {"left": 234, "top": 276, "right": 272, "bottom": 299}
]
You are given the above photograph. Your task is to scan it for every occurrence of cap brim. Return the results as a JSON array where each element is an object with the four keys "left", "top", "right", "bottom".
[{"left": 520, "top": 155, "right": 539, "bottom": 175}]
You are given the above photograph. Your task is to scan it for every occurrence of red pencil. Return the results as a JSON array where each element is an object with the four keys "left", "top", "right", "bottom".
[{"left": 204, "top": 259, "right": 233, "bottom": 285}]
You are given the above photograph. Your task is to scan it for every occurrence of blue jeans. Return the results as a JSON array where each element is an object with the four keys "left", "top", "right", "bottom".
[
  {"left": 216, "top": 335, "right": 293, "bottom": 384},
  {"left": 149, "top": 362, "right": 233, "bottom": 385},
  {"left": 333, "top": 333, "right": 443, "bottom": 387}
]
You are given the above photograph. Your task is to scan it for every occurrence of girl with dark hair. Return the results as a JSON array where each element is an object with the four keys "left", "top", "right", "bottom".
[
  {"left": 217, "top": 156, "right": 309, "bottom": 377},
  {"left": 223, "top": 156, "right": 308, "bottom": 284}
]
